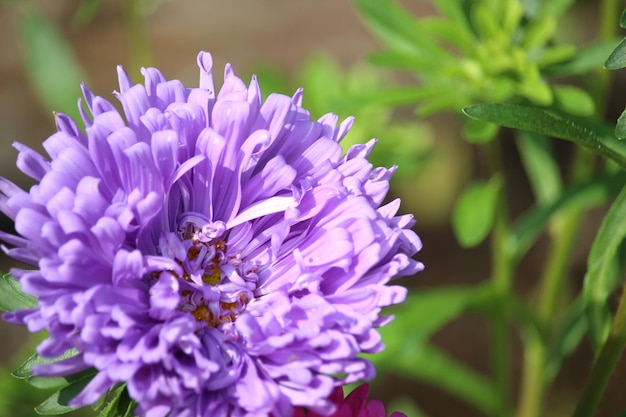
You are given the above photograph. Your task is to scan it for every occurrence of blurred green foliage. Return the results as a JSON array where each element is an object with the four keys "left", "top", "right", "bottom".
[
  {"left": 5, "top": 0, "right": 626, "bottom": 417},
  {"left": 253, "top": 54, "right": 432, "bottom": 179},
  {"left": 353, "top": 0, "right": 618, "bottom": 142}
]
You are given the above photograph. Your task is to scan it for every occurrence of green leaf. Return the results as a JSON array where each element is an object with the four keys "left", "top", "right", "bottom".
[
  {"left": 605, "top": 38, "right": 626, "bottom": 70},
  {"left": 509, "top": 172, "right": 626, "bottom": 259},
  {"left": 430, "top": 0, "right": 474, "bottom": 38},
  {"left": 12, "top": 349, "right": 79, "bottom": 379},
  {"left": 372, "top": 343, "right": 500, "bottom": 416},
  {"left": 463, "top": 118, "right": 499, "bottom": 143},
  {"left": 102, "top": 387, "right": 136, "bottom": 417},
  {"left": 547, "top": 40, "right": 621, "bottom": 77},
  {"left": 0, "top": 273, "right": 37, "bottom": 312},
  {"left": 583, "top": 184, "right": 626, "bottom": 351},
  {"left": 420, "top": 17, "right": 475, "bottom": 52},
  {"left": 616, "top": 108, "right": 626, "bottom": 140},
  {"left": 119, "top": 393, "right": 136, "bottom": 417},
  {"left": 536, "top": 44, "right": 577, "bottom": 69},
  {"left": 34, "top": 371, "right": 96, "bottom": 415},
  {"left": 71, "top": 0, "right": 103, "bottom": 28},
  {"left": 553, "top": 85, "right": 595, "bottom": 116},
  {"left": 463, "top": 104, "right": 626, "bottom": 169},
  {"left": 368, "top": 51, "right": 438, "bottom": 71},
  {"left": 95, "top": 385, "right": 128, "bottom": 417},
  {"left": 515, "top": 132, "right": 562, "bottom": 206},
  {"left": 27, "top": 368, "right": 97, "bottom": 391},
  {"left": 391, "top": 287, "right": 488, "bottom": 341},
  {"left": 452, "top": 177, "right": 501, "bottom": 248},
  {"left": 537, "top": 0, "right": 576, "bottom": 18},
  {"left": 353, "top": 0, "right": 450, "bottom": 60},
  {"left": 370, "top": 285, "right": 500, "bottom": 414},
  {"left": 521, "top": 17, "right": 556, "bottom": 49},
  {"left": 621, "top": 9, "right": 626, "bottom": 29},
  {"left": 544, "top": 297, "right": 587, "bottom": 384},
  {"left": 18, "top": 10, "right": 86, "bottom": 121}
]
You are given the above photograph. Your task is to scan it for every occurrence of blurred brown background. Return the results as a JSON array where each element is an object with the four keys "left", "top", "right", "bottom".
[{"left": 0, "top": 1, "right": 624, "bottom": 417}]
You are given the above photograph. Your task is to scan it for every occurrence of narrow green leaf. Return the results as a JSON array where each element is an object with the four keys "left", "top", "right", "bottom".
[
  {"left": 544, "top": 297, "right": 587, "bottom": 384},
  {"left": 334, "top": 86, "right": 439, "bottom": 109},
  {"left": 430, "top": 0, "right": 474, "bottom": 38},
  {"left": 388, "top": 287, "right": 487, "bottom": 341},
  {"left": 34, "top": 371, "right": 96, "bottom": 415},
  {"left": 536, "top": 44, "right": 577, "bottom": 69},
  {"left": 463, "top": 118, "right": 499, "bottom": 143},
  {"left": 605, "top": 38, "right": 626, "bottom": 70},
  {"left": 27, "top": 368, "right": 97, "bottom": 391},
  {"left": 521, "top": 17, "right": 556, "bottom": 49},
  {"left": 95, "top": 385, "right": 126, "bottom": 417},
  {"left": 471, "top": 4, "right": 502, "bottom": 41},
  {"left": 12, "top": 349, "right": 79, "bottom": 379},
  {"left": 621, "top": 9, "right": 626, "bottom": 29},
  {"left": 419, "top": 18, "right": 475, "bottom": 52},
  {"left": 536, "top": 0, "right": 576, "bottom": 18},
  {"left": 463, "top": 104, "right": 626, "bottom": 169},
  {"left": 18, "top": 10, "right": 86, "bottom": 121},
  {"left": 71, "top": 0, "right": 103, "bottom": 28},
  {"left": 368, "top": 51, "right": 436, "bottom": 70},
  {"left": 515, "top": 132, "right": 562, "bottom": 206},
  {"left": 115, "top": 388, "right": 136, "bottom": 417},
  {"left": 553, "top": 85, "right": 595, "bottom": 116},
  {"left": 584, "top": 184, "right": 626, "bottom": 351},
  {"left": 353, "top": 0, "right": 450, "bottom": 60},
  {"left": 616, "top": 109, "right": 626, "bottom": 140},
  {"left": 371, "top": 344, "right": 500, "bottom": 416},
  {"left": 0, "top": 273, "right": 37, "bottom": 312},
  {"left": 546, "top": 40, "right": 621, "bottom": 77},
  {"left": 509, "top": 172, "right": 626, "bottom": 258},
  {"left": 452, "top": 177, "right": 501, "bottom": 248}
]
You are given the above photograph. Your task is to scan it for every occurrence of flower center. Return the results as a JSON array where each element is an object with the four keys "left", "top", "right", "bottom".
[{"left": 154, "top": 214, "right": 258, "bottom": 329}]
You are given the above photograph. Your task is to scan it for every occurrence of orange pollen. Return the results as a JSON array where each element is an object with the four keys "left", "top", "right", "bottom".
[
  {"left": 187, "top": 245, "right": 201, "bottom": 261},
  {"left": 202, "top": 265, "right": 221, "bottom": 285},
  {"left": 192, "top": 305, "right": 213, "bottom": 322},
  {"left": 220, "top": 301, "right": 238, "bottom": 310}
]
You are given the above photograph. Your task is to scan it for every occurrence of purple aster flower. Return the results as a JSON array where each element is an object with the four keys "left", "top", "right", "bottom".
[{"left": 1, "top": 52, "right": 422, "bottom": 417}]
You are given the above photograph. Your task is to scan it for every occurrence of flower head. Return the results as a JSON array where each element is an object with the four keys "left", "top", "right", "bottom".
[
  {"left": 294, "top": 384, "right": 406, "bottom": 417},
  {"left": 1, "top": 52, "right": 422, "bottom": 417}
]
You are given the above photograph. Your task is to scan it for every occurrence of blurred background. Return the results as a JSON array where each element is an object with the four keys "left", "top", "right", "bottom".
[{"left": 0, "top": 0, "right": 625, "bottom": 416}]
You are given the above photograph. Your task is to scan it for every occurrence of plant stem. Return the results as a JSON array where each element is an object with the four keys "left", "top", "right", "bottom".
[
  {"left": 516, "top": 209, "right": 583, "bottom": 417},
  {"left": 569, "top": 3, "right": 622, "bottom": 415},
  {"left": 594, "top": 0, "right": 619, "bottom": 115},
  {"left": 491, "top": 193, "right": 513, "bottom": 417},
  {"left": 486, "top": 139, "right": 513, "bottom": 417},
  {"left": 516, "top": 137, "right": 595, "bottom": 417},
  {"left": 571, "top": 283, "right": 626, "bottom": 417},
  {"left": 517, "top": 0, "right": 620, "bottom": 413}
]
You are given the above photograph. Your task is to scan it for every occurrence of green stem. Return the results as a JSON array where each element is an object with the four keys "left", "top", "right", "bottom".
[
  {"left": 516, "top": 143, "right": 595, "bottom": 417},
  {"left": 571, "top": 283, "right": 626, "bottom": 417},
  {"left": 121, "top": 0, "right": 152, "bottom": 78},
  {"left": 516, "top": 209, "right": 583, "bottom": 417},
  {"left": 517, "top": 1, "right": 619, "bottom": 413},
  {"left": 486, "top": 139, "right": 513, "bottom": 417},
  {"left": 491, "top": 195, "right": 513, "bottom": 417},
  {"left": 594, "top": 0, "right": 619, "bottom": 116},
  {"left": 569, "top": 3, "right": 622, "bottom": 416}
]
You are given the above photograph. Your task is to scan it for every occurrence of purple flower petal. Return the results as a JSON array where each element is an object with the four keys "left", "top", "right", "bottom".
[{"left": 0, "top": 51, "right": 422, "bottom": 417}]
